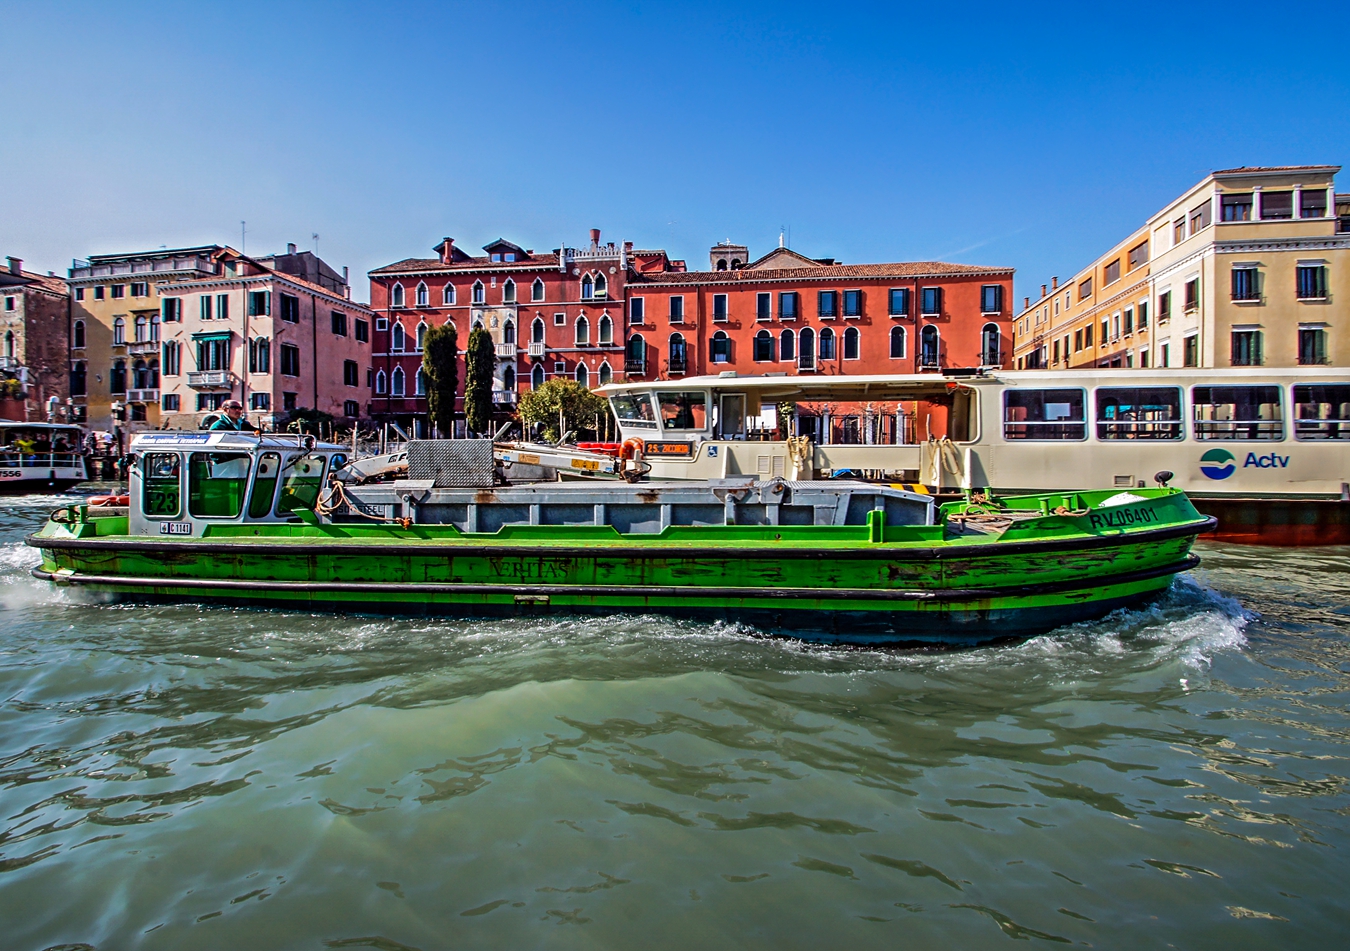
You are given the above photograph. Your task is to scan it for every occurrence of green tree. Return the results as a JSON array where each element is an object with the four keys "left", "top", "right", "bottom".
[
  {"left": 422, "top": 323, "right": 459, "bottom": 437},
  {"left": 464, "top": 326, "right": 495, "bottom": 435},
  {"left": 517, "top": 378, "right": 609, "bottom": 443}
]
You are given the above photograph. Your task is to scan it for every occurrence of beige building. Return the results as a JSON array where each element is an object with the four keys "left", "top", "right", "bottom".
[{"left": 1015, "top": 165, "right": 1350, "bottom": 371}]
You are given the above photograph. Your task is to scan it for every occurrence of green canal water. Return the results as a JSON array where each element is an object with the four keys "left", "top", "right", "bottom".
[{"left": 2, "top": 494, "right": 1348, "bottom": 950}]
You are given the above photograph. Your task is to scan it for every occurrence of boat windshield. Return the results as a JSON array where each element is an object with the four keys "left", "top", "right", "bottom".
[
  {"left": 248, "top": 452, "right": 282, "bottom": 519},
  {"left": 188, "top": 452, "right": 251, "bottom": 518},
  {"left": 656, "top": 391, "right": 707, "bottom": 431},
  {"left": 275, "top": 456, "right": 327, "bottom": 516},
  {"left": 611, "top": 393, "right": 658, "bottom": 429},
  {"left": 142, "top": 452, "right": 182, "bottom": 518}
]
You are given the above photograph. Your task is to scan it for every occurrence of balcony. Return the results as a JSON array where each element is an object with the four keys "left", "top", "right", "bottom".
[
  {"left": 527, "top": 341, "right": 546, "bottom": 358},
  {"left": 492, "top": 389, "right": 516, "bottom": 404},
  {"left": 668, "top": 355, "right": 687, "bottom": 375},
  {"left": 127, "top": 388, "right": 160, "bottom": 403},
  {"left": 495, "top": 342, "right": 517, "bottom": 358},
  {"left": 624, "top": 355, "right": 648, "bottom": 376},
  {"left": 798, "top": 354, "right": 816, "bottom": 372},
  {"left": 127, "top": 339, "right": 160, "bottom": 355},
  {"left": 187, "top": 370, "right": 232, "bottom": 388}
]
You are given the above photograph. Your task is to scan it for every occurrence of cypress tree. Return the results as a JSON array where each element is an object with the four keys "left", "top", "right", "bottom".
[
  {"left": 464, "top": 326, "right": 495, "bottom": 435},
  {"left": 422, "top": 323, "right": 459, "bottom": 437}
]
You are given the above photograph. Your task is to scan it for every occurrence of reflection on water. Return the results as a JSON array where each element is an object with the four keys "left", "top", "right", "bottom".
[{"left": 1, "top": 494, "right": 1347, "bottom": 949}]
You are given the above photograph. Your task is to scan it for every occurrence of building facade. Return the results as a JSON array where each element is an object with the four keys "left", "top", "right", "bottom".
[
  {"left": 1015, "top": 165, "right": 1350, "bottom": 371},
  {"left": 0, "top": 256, "right": 70, "bottom": 421}
]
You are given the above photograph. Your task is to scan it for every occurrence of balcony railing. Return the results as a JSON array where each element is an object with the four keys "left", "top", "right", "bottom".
[
  {"left": 127, "top": 340, "right": 160, "bottom": 355},
  {"left": 127, "top": 388, "right": 160, "bottom": 403},
  {"left": 495, "top": 342, "right": 517, "bottom": 358},
  {"left": 187, "top": 370, "right": 232, "bottom": 388},
  {"left": 798, "top": 353, "right": 816, "bottom": 372},
  {"left": 668, "top": 355, "right": 687, "bottom": 375},
  {"left": 492, "top": 389, "right": 516, "bottom": 404},
  {"left": 527, "top": 341, "right": 546, "bottom": 358},
  {"left": 624, "top": 355, "right": 648, "bottom": 375}
]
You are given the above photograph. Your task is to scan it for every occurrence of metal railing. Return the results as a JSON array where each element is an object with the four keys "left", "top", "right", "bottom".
[
  {"left": 492, "top": 390, "right": 516, "bottom": 404},
  {"left": 624, "top": 355, "right": 647, "bottom": 375},
  {"left": 127, "top": 388, "right": 160, "bottom": 403},
  {"left": 0, "top": 452, "right": 85, "bottom": 469},
  {"left": 127, "top": 340, "right": 160, "bottom": 355},
  {"left": 187, "top": 370, "right": 232, "bottom": 388},
  {"left": 668, "top": 355, "right": 687, "bottom": 375}
]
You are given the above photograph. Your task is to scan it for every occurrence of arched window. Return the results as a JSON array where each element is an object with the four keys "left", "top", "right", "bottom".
[
  {"left": 780, "top": 329, "right": 795, "bottom": 362},
  {"left": 711, "top": 330, "right": 730, "bottom": 364},
  {"left": 819, "top": 327, "right": 835, "bottom": 360},
  {"left": 391, "top": 283, "right": 405, "bottom": 307},
  {"left": 112, "top": 317, "right": 125, "bottom": 345},
  {"left": 502, "top": 365, "right": 516, "bottom": 391},
  {"left": 73, "top": 320, "right": 85, "bottom": 349},
  {"left": 375, "top": 369, "right": 387, "bottom": 394},
  {"left": 890, "top": 326, "right": 906, "bottom": 359},
  {"left": 531, "top": 363, "right": 545, "bottom": 388},
  {"left": 250, "top": 337, "right": 271, "bottom": 373},
  {"left": 416, "top": 321, "right": 427, "bottom": 351},
  {"left": 415, "top": 368, "right": 427, "bottom": 396},
  {"left": 134, "top": 315, "right": 148, "bottom": 342},
  {"left": 415, "top": 282, "right": 428, "bottom": 307},
  {"left": 472, "top": 317, "right": 484, "bottom": 331},
  {"left": 503, "top": 319, "right": 515, "bottom": 344},
  {"left": 132, "top": 359, "right": 150, "bottom": 389},
  {"left": 753, "top": 329, "right": 774, "bottom": 362},
  {"left": 921, "top": 325, "right": 940, "bottom": 367},
  {"left": 625, "top": 333, "right": 646, "bottom": 373},
  {"left": 443, "top": 284, "right": 456, "bottom": 305},
  {"left": 150, "top": 313, "right": 161, "bottom": 342},
  {"left": 981, "top": 322, "right": 1001, "bottom": 365},
  {"left": 575, "top": 315, "right": 590, "bottom": 346},
  {"left": 532, "top": 317, "right": 545, "bottom": 343},
  {"left": 5, "top": 331, "right": 15, "bottom": 359},
  {"left": 669, "top": 332, "right": 687, "bottom": 373},
  {"left": 149, "top": 360, "right": 160, "bottom": 387},
  {"left": 576, "top": 362, "right": 589, "bottom": 387},
  {"left": 391, "top": 323, "right": 406, "bottom": 352},
  {"left": 730, "top": 258, "right": 741, "bottom": 269},
  {"left": 502, "top": 279, "right": 516, "bottom": 304},
  {"left": 594, "top": 273, "right": 607, "bottom": 299},
  {"left": 531, "top": 278, "right": 545, "bottom": 302},
  {"left": 598, "top": 314, "right": 613, "bottom": 345},
  {"left": 843, "top": 327, "right": 860, "bottom": 360},
  {"left": 716, "top": 260, "right": 728, "bottom": 271},
  {"left": 599, "top": 361, "right": 612, "bottom": 385},
  {"left": 798, "top": 328, "right": 815, "bottom": 369},
  {"left": 472, "top": 280, "right": 485, "bottom": 304},
  {"left": 581, "top": 275, "right": 594, "bottom": 300},
  {"left": 391, "top": 366, "right": 405, "bottom": 396},
  {"left": 111, "top": 359, "right": 126, "bottom": 393}
]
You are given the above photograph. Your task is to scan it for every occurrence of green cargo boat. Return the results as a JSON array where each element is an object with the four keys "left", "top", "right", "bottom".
[{"left": 27, "top": 433, "right": 1214, "bottom": 646}]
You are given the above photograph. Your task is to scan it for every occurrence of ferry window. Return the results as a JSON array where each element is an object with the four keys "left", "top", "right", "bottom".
[
  {"left": 248, "top": 451, "right": 282, "bottom": 518},
  {"left": 188, "top": 452, "right": 251, "bottom": 518},
  {"left": 610, "top": 393, "right": 658, "bottom": 428},
  {"left": 1192, "top": 385, "right": 1283, "bottom": 440},
  {"left": 275, "top": 456, "right": 327, "bottom": 517},
  {"left": 1294, "top": 385, "right": 1350, "bottom": 440},
  {"left": 1003, "top": 388, "right": 1087, "bottom": 440},
  {"left": 1096, "top": 387, "right": 1182, "bottom": 440},
  {"left": 657, "top": 391, "right": 707, "bottom": 431},
  {"left": 142, "top": 452, "right": 181, "bottom": 518}
]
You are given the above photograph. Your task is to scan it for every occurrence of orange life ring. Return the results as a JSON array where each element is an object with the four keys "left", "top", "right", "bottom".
[
  {"left": 88, "top": 495, "right": 129, "bottom": 506},
  {"left": 619, "top": 438, "right": 644, "bottom": 461}
]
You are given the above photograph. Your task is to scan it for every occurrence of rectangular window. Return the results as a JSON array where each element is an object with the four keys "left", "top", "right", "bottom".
[
  {"left": 1123, "top": 307, "right": 1134, "bottom": 335},
  {"left": 1183, "top": 334, "right": 1199, "bottom": 367},
  {"left": 354, "top": 318, "right": 369, "bottom": 342},
  {"left": 1184, "top": 278, "right": 1199, "bottom": 312},
  {"left": 1100, "top": 319, "right": 1108, "bottom": 345},
  {"left": 1297, "top": 265, "right": 1328, "bottom": 300},
  {"left": 1053, "top": 338, "right": 1061, "bottom": 363},
  {"left": 94, "top": 285, "right": 105, "bottom": 300},
  {"left": 131, "top": 282, "right": 149, "bottom": 297},
  {"left": 1078, "top": 278, "right": 1092, "bottom": 300},
  {"left": 1260, "top": 190, "right": 1293, "bottom": 219},
  {"left": 757, "top": 292, "right": 771, "bottom": 320},
  {"left": 74, "top": 287, "right": 84, "bottom": 301},
  {"left": 1230, "top": 329, "right": 1262, "bottom": 366},
  {"left": 3, "top": 296, "right": 12, "bottom": 311},
  {"left": 188, "top": 451, "right": 250, "bottom": 518},
  {"left": 111, "top": 284, "right": 125, "bottom": 299},
  {"left": 196, "top": 393, "right": 226, "bottom": 411},
  {"left": 713, "top": 294, "right": 729, "bottom": 322},
  {"left": 1158, "top": 290, "right": 1171, "bottom": 322},
  {"left": 283, "top": 392, "right": 297, "bottom": 412},
  {"left": 1139, "top": 349, "right": 1149, "bottom": 368},
  {"left": 162, "top": 341, "right": 180, "bottom": 375},
  {"left": 656, "top": 391, "right": 708, "bottom": 431},
  {"left": 160, "top": 393, "right": 180, "bottom": 412},
  {"left": 251, "top": 392, "right": 270, "bottom": 411},
  {"left": 279, "top": 343, "right": 300, "bottom": 377},
  {"left": 843, "top": 289, "right": 863, "bottom": 317},
  {"left": 1301, "top": 189, "right": 1328, "bottom": 219},
  {"left": 980, "top": 285, "right": 1003, "bottom": 314},
  {"left": 1002, "top": 388, "right": 1087, "bottom": 440},
  {"left": 554, "top": 311, "right": 566, "bottom": 326},
  {"left": 1128, "top": 241, "right": 1149, "bottom": 268},
  {"left": 344, "top": 400, "right": 359, "bottom": 418},
  {"left": 216, "top": 294, "right": 228, "bottom": 320},
  {"left": 630, "top": 297, "right": 645, "bottom": 324},
  {"left": 162, "top": 297, "right": 181, "bottom": 322},
  {"left": 141, "top": 452, "right": 181, "bottom": 517},
  {"left": 1190, "top": 199, "right": 1212, "bottom": 234},
  {"left": 200, "top": 295, "right": 212, "bottom": 320},
  {"left": 1138, "top": 300, "right": 1148, "bottom": 328},
  {"left": 919, "top": 287, "right": 940, "bottom": 316},
  {"left": 1231, "top": 267, "right": 1258, "bottom": 301},
  {"left": 818, "top": 290, "right": 837, "bottom": 318},
  {"left": 279, "top": 293, "right": 299, "bottom": 323},
  {"left": 1084, "top": 323, "right": 1093, "bottom": 347},
  {"left": 1174, "top": 219, "right": 1186, "bottom": 244},
  {"left": 1294, "top": 384, "right": 1350, "bottom": 439},
  {"left": 248, "top": 291, "right": 270, "bottom": 317},
  {"left": 1096, "top": 386, "right": 1183, "bottom": 440},
  {"left": 888, "top": 288, "right": 910, "bottom": 316},
  {"left": 1160, "top": 342, "right": 1170, "bottom": 367},
  {"left": 1074, "top": 329, "right": 1083, "bottom": 352},
  {"left": 779, "top": 292, "right": 798, "bottom": 320},
  {"left": 1299, "top": 327, "right": 1328, "bottom": 366},
  {"left": 331, "top": 311, "right": 348, "bottom": 336},
  {"left": 1103, "top": 259, "right": 1121, "bottom": 285},
  {"left": 1193, "top": 385, "right": 1283, "bottom": 440},
  {"left": 669, "top": 295, "right": 684, "bottom": 323},
  {"left": 1222, "top": 192, "right": 1253, "bottom": 221},
  {"left": 343, "top": 359, "right": 358, "bottom": 386}
]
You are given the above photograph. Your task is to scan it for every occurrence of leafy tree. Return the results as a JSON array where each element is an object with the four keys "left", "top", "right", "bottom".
[
  {"left": 422, "top": 323, "right": 459, "bottom": 437},
  {"left": 464, "top": 327, "right": 495, "bottom": 435},
  {"left": 284, "top": 407, "right": 336, "bottom": 437},
  {"left": 517, "top": 378, "right": 609, "bottom": 443}
]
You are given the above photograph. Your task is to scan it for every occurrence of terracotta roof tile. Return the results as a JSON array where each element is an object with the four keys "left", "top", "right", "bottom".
[
  {"left": 630, "top": 261, "right": 1011, "bottom": 285},
  {"left": 370, "top": 253, "right": 562, "bottom": 276},
  {"left": 1212, "top": 164, "right": 1340, "bottom": 175}
]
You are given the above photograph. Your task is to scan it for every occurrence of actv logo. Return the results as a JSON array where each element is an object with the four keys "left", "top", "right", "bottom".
[{"left": 1199, "top": 449, "right": 1290, "bottom": 480}]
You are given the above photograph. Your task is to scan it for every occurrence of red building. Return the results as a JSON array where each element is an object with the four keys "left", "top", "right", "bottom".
[{"left": 366, "top": 232, "right": 1012, "bottom": 433}]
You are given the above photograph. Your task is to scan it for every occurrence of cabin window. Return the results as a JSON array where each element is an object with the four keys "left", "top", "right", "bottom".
[
  {"left": 657, "top": 391, "right": 708, "bottom": 431},
  {"left": 142, "top": 452, "right": 182, "bottom": 518},
  {"left": 1192, "top": 385, "right": 1283, "bottom": 440},
  {"left": 275, "top": 456, "right": 327, "bottom": 516},
  {"left": 248, "top": 452, "right": 282, "bottom": 518},
  {"left": 1294, "top": 384, "right": 1350, "bottom": 440},
  {"left": 1095, "top": 387, "right": 1183, "bottom": 440},
  {"left": 1003, "top": 388, "right": 1087, "bottom": 440},
  {"left": 188, "top": 452, "right": 251, "bottom": 518},
  {"left": 610, "top": 393, "right": 658, "bottom": 428}
]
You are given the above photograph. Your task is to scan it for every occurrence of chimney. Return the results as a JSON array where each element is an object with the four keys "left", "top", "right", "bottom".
[
  {"left": 1051, "top": 276, "right": 1059, "bottom": 290},
  {"left": 1024, "top": 296, "right": 1030, "bottom": 310},
  {"left": 436, "top": 237, "right": 455, "bottom": 264},
  {"left": 1041, "top": 284, "right": 1047, "bottom": 298},
  {"left": 342, "top": 266, "right": 349, "bottom": 284},
  {"left": 590, "top": 228, "right": 601, "bottom": 247},
  {"left": 287, "top": 242, "right": 297, "bottom": 255},
  {"left": 6, "top": 257, "right": 22, "bottom": 276}
]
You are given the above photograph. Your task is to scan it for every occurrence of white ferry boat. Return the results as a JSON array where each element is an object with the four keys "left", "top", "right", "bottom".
[
  {"left": 0, "top": 421, "right": 89, "bottom": 493},
  {"left": 598, "top": 367, "right": 1350, "bottom": 545}
]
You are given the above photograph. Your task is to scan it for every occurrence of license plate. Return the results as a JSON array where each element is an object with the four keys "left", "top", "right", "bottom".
[{"left": 159, "top": 522, "right": 193, "bottom": 535}]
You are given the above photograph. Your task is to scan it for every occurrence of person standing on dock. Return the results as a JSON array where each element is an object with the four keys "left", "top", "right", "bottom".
[{"left": 210, "top": 400, "right": 257, "bottom": 433}]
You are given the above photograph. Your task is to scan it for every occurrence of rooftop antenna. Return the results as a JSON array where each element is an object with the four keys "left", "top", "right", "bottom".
[
  {"left": 312, "top": 232, "right": 320, "bottom": 257},
  {"left": 240, "top": 220, "right": 247, "bottom": 255}
]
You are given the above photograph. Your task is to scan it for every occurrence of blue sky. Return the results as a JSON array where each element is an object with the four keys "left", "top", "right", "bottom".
[{"left": 2, "top": 1, "right": 1346, "bottom": 307}]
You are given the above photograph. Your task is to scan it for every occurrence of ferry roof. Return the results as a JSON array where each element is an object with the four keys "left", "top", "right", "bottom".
[
  {"left": 597, "top": 366, "right": 1350, "bottom": 401},
  {"left": 129, "top": 431, "right": 346, "bottom": 452},
  {"left": 0, "top": 421, "right": 85, "bottom": 431}
]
